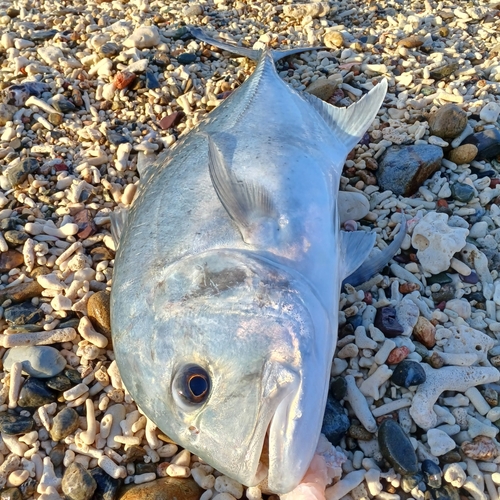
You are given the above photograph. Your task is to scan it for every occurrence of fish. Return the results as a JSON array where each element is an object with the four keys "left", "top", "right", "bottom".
[{"left": 110, "top": 28, "right": 403, "bottom": 495}]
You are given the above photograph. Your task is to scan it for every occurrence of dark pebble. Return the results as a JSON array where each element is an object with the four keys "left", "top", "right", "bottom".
[
  {"left": 0, "top": 488, "right": 22, "bottom": 500},
  {"left": 4, "top": 302, "right": 42, "bottom": 326},
  {"left": 483, "top": 387, "right": 498, "bottom": 407},
  {"left": 462, "top": 129, "right": 500, "bottom": 160},
  {"left": 90, "top": 246, "right": 114, "bottom": 261},
  {"left": 51, "top": 407, "right": 80, "bottom": 441},
  {"left": 5, "top": 325, "right": 41, "bottom": 334},
  {"left": 152, "top": 52, "right": 170, "bottom": 67},
  {"left": 4, "top": 230, "right": 29, "bottom": 246},
  {"left": 321, "top": 395, "right": 350, "bottom": 445},
  {"left": 330, "top": 377, "right": 347, "bottom": 400},
  {"left": 439, "top": 449, "right": 462, "bottom": 464},
  {"left": 18, "top": 478, "right": 37, "bottom": 499},
  {"left": 450, "top": 182, "right": 474, "bottom": 203},
  {"left": 6, "top": 158, "right": 39, "bottom": 187},
  {"left": 99, "top": 42, "right": 120, "bottom": 57},
  {"left": 49, "top": 443, "right": 66, "bottom": 467},
  {"left": 0, "top": 412, "right": 35, "bottom": 435},
  {"left": 427, "top": 272, "right": 452, "bottom": 285},
  {"left": 428, "top": 484, "right": 460, "bottom": 500},
  {"left": 391, "top": 360, "right": 426, "bottom": 388},
  {"left": 475, "top": 169, "right": 496, "bottom": 179},
  {"left": 135, "top": 463, "right": 157, "bottom": 474},
  {"left": 460, "top": 271, "right": 479, "bottom": 284},
  {"left": 18, "top": 378, "right": 57, "bottom": 407},
  {"left": 432, "top": 284, "right": 456, "bottom": 303},
  {"left": 429, "top": 63, "right": 459, "bottom": 80},
  {"left": 401, "top": 472, "right": 424, "bottom": 493},
  {"left": 0, "top": 218, "right": 21, "bottom": 231},
  {"left": 91, "top": 467, "right": 122, "bottom": 500},
  {"left": 422, "top": 459, "right": 442, "bottom": 489},
  {"left": 107, "top": 131, "right": 129, "bottom": 146},
  {"left": 30, "top": 29, "right": 58, "bottom": 41},
  {"left": 0, "top": 251, "right": 24, "bottom": 272},
  {"left": 466, "top": 291, "right": 485, "bottom": 303},
  {"left": 46, "top": 374, "right": 73, "bottom": 392},
  {"left": 374, "top": 307, "right": 404, "bottom": 338},
  {"left": 0, "top": 280, "right": 43, "bottom": 304},
  {"left": 176, "top": 53, "right": 197, "bottom": 65},
  {"left": 376, "top": 145, "right": 443, "bottom": 196},
  {"left": 346, "top": 314, "right": 363, "bottom": 329},
  {"left": 62, "top": 463, "right": 97, "bottom": 500},
  {"left": 378, "top": 418, "right": 418, "bottom": 475},
  {"left": 146, "top": 69, "right": 160, "bottom": 89},
  {"left": 64, "top": 369, "right": 82, "bottom": 385},
  {"left": 53, "top": 98, "right": 76, "bottom": 114},
  {"left": 347, "top": 424, "right": 374, "bottom": 441},
  {"left": 124, "top": 445, "right": 147, "bottom": 464}
]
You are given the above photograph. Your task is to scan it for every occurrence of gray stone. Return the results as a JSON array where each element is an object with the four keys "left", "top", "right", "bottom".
[
  {"left": 61, "top": 463, "right": 97, "bottom": 500},
  {"left": 3, "top": 346, "right": 67, "bottom": 378},
  {"left": 51, "top": 407, "right": 80, "bottom": 441}
]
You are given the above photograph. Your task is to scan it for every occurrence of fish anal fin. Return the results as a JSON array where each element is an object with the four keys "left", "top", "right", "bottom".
[
  {"left": 207, "top": 135, "right": 279, "bottom": 245},
  {"left": 303, "top": 79, "right": 387, "bottom": 155},
  {"left": 340, "top": 231, "right": 377, "bottom": 280},
  {"left": 110, "top": 208, "right": 129, "bottom": 249}
]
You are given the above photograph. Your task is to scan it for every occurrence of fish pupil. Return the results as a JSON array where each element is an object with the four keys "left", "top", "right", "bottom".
[{"left": 189, "top": 375, "right": 208, "bottom": 397}]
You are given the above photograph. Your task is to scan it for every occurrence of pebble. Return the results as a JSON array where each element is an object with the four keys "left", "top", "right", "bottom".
[
  {"left": 429, "top": 63, "right": 459, "bottom": 81},
  {"left": 323, "top": 31, "right": 345, "bottom": 48},
  {"left": 462, "top": 129, "right": 500, "bottom": 160},
  {"left": 0, "top": 280, "right": 43, "bottom": 304},
  {"left": 62, "top": 463, "right": 97, "bottom": 500},
  {"left": 376, "top": 145, "right": 443, "bottom": 196},
  {"left": 321, "top": 395, "right": 350, "bottom": 445},
  {"left": 448, "top": 144, "right": 477, "bottom": 164},
  {"left": 0, "top": 412, "right": 35, "bottom": 435},
  {"left": 422, "top": 459, "right": 442, "bottom": 489},
  {"left": 176, "top": 53, "right": 197, "bottom": 65},
  {"left": 390, "top": 360, "right": 426, "bottom": 388},
  {"left": 87, "top": 291, "right": 112, "bottom": 338},
  {"left": 3, "top": 302, "right": 43, "bottom": 325},
  {"left": 427, "top": 428, "right": 456, "bottom": 456},
  {"left": 413, "top": 316, "right": 436, "bottom": 348},
  {"left": 4, "top": 231, "right": 29, "bottom": 246},
  {"left": 378, "top": 418, "right": 418, "bottom": 475},
  {"left": 428, "top": 104, "right": 468, "bottom": 139},
  {"left": 17, "top": 377, "right": 57, "bottom": 407},
  {"left": 480, "top": 102, "right": 500, "bottom": 123},
  {"left": 91, "top": 467, "right": 122, "bottom": 500},
  {"left": 0, "top": 251, "right": 24, "bottom": 273},
  {"left": 5, "top": 158, "right": 39, "bottom": 187},
  {"left": 45, "top": 374, "right": 73, "bottom": 392},
  {"left": 451, "top": 182, "right": 474, "bottom": 203},
  {"left": 305, "top": 78, "right": 339, "bottom": 101},
  {"left": 118, "top": 477, "right": 203, "bottom": 500},
  {"left": 4, "top": 346, "right": 66, "bottom": 378},
  {"left": 374, "top": 307, "right": 404, "bottom": 338}
]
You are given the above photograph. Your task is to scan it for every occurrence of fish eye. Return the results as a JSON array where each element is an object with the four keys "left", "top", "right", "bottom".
[{"left": 173, "top": 364, "right": 211, "bottom": 408}]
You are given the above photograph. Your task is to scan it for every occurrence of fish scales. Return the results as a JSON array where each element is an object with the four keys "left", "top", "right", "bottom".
[{"left": 111, "top": 29, "right": 393, "bottom": 495}]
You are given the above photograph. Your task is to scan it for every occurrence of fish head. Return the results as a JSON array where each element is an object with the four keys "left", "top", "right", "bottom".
[{"left": 112, "top": 249, "right": 333, "bottom": 494}]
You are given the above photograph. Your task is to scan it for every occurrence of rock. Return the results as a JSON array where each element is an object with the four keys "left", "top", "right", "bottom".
[
  {"left": 397, "top": 35, "right": 425, "bottom": 48},
  {"left": 52, "top": 98, "right": 76, "bottom": 114},
  {"left": 176, "top": 53, "right": 197, "bottom": 65},
  {"left": 74, "top": 209, "right": 96, "bottom": 240},
  {"left": 448, "top": 144, "right": 477, "bottom": 164},
  {"left": 376, "top": 145, "right": 443, "bottom": 196},
  {"left": 114, "top": 71, "right": 136, "bottom": 90},
  {"left": 391, "top": 360, "right": 426, "bottom": 388},
  {"left": 429, "top": 63, "right": 459, "bottom": 81},
  {"left": 51, "top": 407, "right": 80, "bottom": 441},
  {"left": 124, "top": 26, "right": 160, "bottom": 49},
  {"left": 461, "top": 129, "right": 500, "bottom": 160},
  {"left": 18, "top": 377, "right": 57, "bottom": 407},
  {"left": 422, "top": 459, "right": 442, "bottom": 489},
  {"left": 347, "top": 424, "right": 374, "bottom": 441},
  {"left": 159, "top": 112, "right": 185, "bottom": 130},
  {"left": 321, "top": 395, "right": 350, "bottom": 445},
  {"left": 118, "top": 477, "right": 203, "bottom": 500},
  {"left": 283, "top": 2, "right": 330, "bottom": 19},
  {"left": 99, "top": 42, "right": 121, "bottom": 57},
  {"left": 91, "top": 467, "right": 122, "bottom": 500},
  {"left": 5, "top": 158, "right": 39, "bottom": 187},
  {"left": 0, "top": 412, "right": 35, "bottom": 435},
  {"left": 3, "top": 346, "right": 66, "bottom": 378},
  {"left": 428, "top": 104, "right": 467, "bottom": 139},
  {"left": 480, "top": 102, "right": 500, "bottom": 123},
  {"left": 62, "top": 463, "right": 97, "bottom": 500},
  {"left": 443, "top": 463, "right": 466, "bottom": 488},
  {"left": 4, "top": 230, "right": 29, "bottom": 246},
  {"left": 324, "top": 31, "right": 345, "bottom": 48},
  {"left": 427, "top": 429, "right": 457, "bottom": 456},
  {"left": 338, "top": 191, "right": 369, "bottom": 223},
  {"left": 411, "top": 212, "right": 468, "bottom": 275},
  {"left": 432, "top": 284, "right": 456, "bottom": 303},
  {"left": 0, "top": 280, "right": 43, "bottom": 304},
  {"left": 146, "top": 70, "right": 160, "bottom": 90},
  {"left": 330, "top": 377, "right": 347, "bottom": 400},
  {"left": 0, "top": 488, "right": 22, "bottom": 500},
  {"left": 45, "top": 374, "right": 73, "bottom": 392},
  {"left": 0, "top": 251, "right": 24, "bottom": 272},
  {"left": 428, "top": 485, "right": 460, "bottom": 500},
  {"left": 3, "top": 302, "right": 43, "bottom": 325},
  {"left": 305, "top": 78, "right": 339, "bottom": 101},
  {"left": 413, "top": 316, "right": 436, "bottom": 348},
  {"left": 87, "top": 291, "right": 111, "bottom": 338},
  {"left": 49, "top": 443, "right": 66, "bottom": 467},
  {"left": 107, "top": 131, "right": 129, "bottom": 146},
  {"left": 450, "top": 182, "right": 474, "bottom": 203},
  {"left": 401, "top": 473, "right": 424, "bottom": 493},
  {"left": 124, "top": 445, "right": 147, "bottom": 464},
  {"left": 386, "top": 346, "right": 410, "bottom": 364},
  {"left": 378, "top": 418, "right": 418, "bottom": 475},
  {"left": 374, "top": 307, "right": 404, "bottom": 338},
  {"left": 64, "top": 369, "right": 82, "bottom": 385},
  {"left": 31, "top": 30, "right": 58, "bottom": 42}
]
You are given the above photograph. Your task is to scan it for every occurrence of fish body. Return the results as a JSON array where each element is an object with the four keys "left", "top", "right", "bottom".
[{"left": 111, "top": 30, "right": 389, "bottom": 494}]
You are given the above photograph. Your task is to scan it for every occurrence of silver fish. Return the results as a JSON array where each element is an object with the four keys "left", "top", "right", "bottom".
[{"left": 111, "top": 29, "right": 399, "bottom": 494}]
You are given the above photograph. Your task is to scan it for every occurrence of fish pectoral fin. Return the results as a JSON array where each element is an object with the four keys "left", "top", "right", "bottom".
[
  {"left": 110, "top": 207, "right": 129, "bottom": 248},
  {"left": 302, "top": 79, "right": 388, "bottom": 155},
  {"left": 340, "top": 230, "right": 376, "bottom": 281},
  {"left": 207, "top": 135, "right": 279, "bottom": 245}
]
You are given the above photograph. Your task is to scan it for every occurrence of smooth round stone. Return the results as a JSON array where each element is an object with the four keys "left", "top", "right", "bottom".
[
  {"left": 429, "top": 63, "right": 459, "bottom": 81},
  {"left": 18, "top": 378, "right": 57, "bottom": 408},
  {"left": 4, "top": 302, "right": 43, "bottom": 325},
  {"left": 330, "top": 377, "right": 347, "bottom": 401},
  {"left": 91, "top": 467, "right": 122, "bottom": 500},
  {"left": 48, "top": 113, "right": 63, "bottom": 126},
  {"left": 118, "top": 477, "right": 203, "bottom": 500},
  {"left": 401, "top": 472, "right": 424, "bottom": 493},
  {"left": 422, "top": 459, "right": 442, "bottom": 488},
  {"left": 374, "top": 307, "right": 404, "bottom": 338},
  {"left": 462, "top": 129, "right": 500, "bottom": 160},
  {"left": 107, "top": 131, "right": 129, "bottom": 146},
  {"left": 87, "top": 291, "right": 111, "bottom": 338},
  {"left": 347, "top": 424, "right": 374, "bottom": 441},
  {"left": 448, "top": 144, "right": 477, "bottom": 165},
  {"left": 0, "top": 487, "right": 22, "bottom": 500},
  {"left": 64, "top": 369, "right": 82, "bottom": 385},
  {"left": 378, "top": 418, "right": 418, "bottom": 475},
  {"left": 49, "top": 443, "right": 66, "bottom": 468},
  {"left": 3, "top": 346, "right": 66, "bottom": 378},
  {"left": 45, "top": 374, "right": 73, "bottom": 392},
  {"left": 450, "top": 183, "right": 474, "bottom": 203},
  {"left": 146, "top": 70, "right": 160, "bottom": 90},
  {"left": 0, "top": 412, "right": 35, "bottom": 435},
  {"left": 53, "top": 98, "right": 76, "bottom": 113},
  {"left": 391, "top": 360, "right": 426, "bottom": 388},
  {"left": 321, "top": 395, "right": 350, "bottom": 445},
  {"left": 4, "top": 230, "right": 28, "bottom": 246},
  {"left": 99, "top": 42, "right": 120, "bottom": 57},
  {"left": 62, "top": 463, "right": 97, "bottom": 500},
  {"left": 51, "top": 407, "right": 80, "bottom": 441},
  {"left": 428, "top": 104, "right": 467, "bottom": 139},
  {"left": 135, "top": 463, "right": 157, "bottom": 474},
  {"left": 176, "top": 53, "right": 197, "bottom": 65},
  {"left": 428, "top": 484, "right": 460, "bottom": 500},
  {"left": 0, "top": 279, "right": 43, "bottom": 304}
]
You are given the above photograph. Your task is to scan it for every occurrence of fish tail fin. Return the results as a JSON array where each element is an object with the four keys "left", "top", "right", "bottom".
[{"left": 189, "top": 27, "right": 326, "bottom": 63}]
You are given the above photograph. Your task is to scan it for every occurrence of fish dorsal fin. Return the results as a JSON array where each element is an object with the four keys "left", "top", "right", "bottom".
[
  {"left": 110, "top": 208, "right": 129, "bottom": 249},
  {"left": 340, "top": 230, "right": 377, "bottom": 280},
  {"left": 302, "top": 79, "right": 387, "bottom": 154},
  {"left": 207, "top": 135, "right": 279, "bottom": 245}
]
